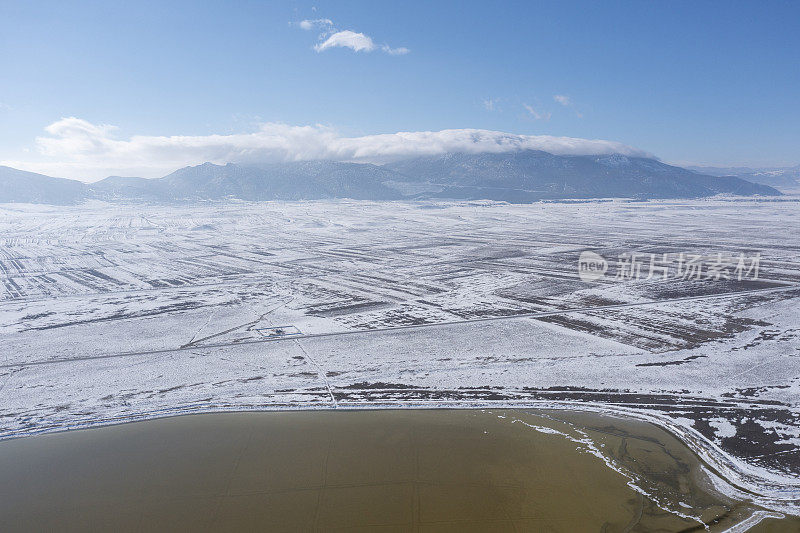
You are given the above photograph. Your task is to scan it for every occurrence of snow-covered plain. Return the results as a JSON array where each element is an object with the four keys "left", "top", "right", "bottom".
[{"left": 1, "top": 197, "right": 799, "bottom": 513}]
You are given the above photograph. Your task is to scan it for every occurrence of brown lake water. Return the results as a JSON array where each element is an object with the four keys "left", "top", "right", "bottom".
[{"left": 0, "top": 409, "right": 795, "bottom": 532}]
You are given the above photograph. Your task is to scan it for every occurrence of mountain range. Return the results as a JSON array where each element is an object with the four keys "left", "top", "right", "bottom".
[
  {"left": 687, "top": 164, "right": 800, "bottom": 189},
  {"left": 0, "top": 151, "right": 781, "bottom": 205}
]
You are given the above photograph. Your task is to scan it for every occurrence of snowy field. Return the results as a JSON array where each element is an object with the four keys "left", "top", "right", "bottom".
[{"left": 1, "top": 197, "right": 799, "bottom": 512}]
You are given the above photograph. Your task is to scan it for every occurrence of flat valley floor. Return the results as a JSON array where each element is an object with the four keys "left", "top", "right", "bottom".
[{"left": 1, "top": 197, "right": 799, "bottom": 517}]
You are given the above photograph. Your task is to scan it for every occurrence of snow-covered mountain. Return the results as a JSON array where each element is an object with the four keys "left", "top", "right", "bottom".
[
  {"left": 89, "top": 161, "right": 405, "bottom": 201},
  {"left": 0, "top": 166, "right": 86, "bottom": 205},
  {"left": 0, "top": 152, "right": 781, "bottom": 205},
  {"left": 385, "top": 151, "right": 780, "bottom": 200},
  {"left": 687, "top": 164, "right": 800, "bottom": 189}
]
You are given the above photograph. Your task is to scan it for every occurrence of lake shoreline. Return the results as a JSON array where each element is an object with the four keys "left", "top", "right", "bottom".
[
  {"left": 2, "top": 407, "right": 782, "bottom": 532},
  {"left": 3, "top": 399, "right": 800, "bottom": 520}
]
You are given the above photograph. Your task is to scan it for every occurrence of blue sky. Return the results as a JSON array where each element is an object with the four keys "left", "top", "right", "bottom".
[{"left": 1, "top": 0, "right": 798, "bottom": 179}]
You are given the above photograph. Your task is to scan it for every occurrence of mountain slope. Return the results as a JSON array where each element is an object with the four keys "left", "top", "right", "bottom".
[
  {"left": 688, "top": 165, "right": 800, "bottom": 189},
  {"left": 385, "top": 151, "right": 780, "bottom": 200},
  {"left": 88, "top": 161, "right": 407, "bottom": 201},
  {"left": 88, "top": 176, "right": 166, "bottom": 201},
  {"left": 0, "top": 153, "right": 782, "bottom": 205},
  {"left": 0, "top": 166, "right": 87, "bottom": 205},
  {"left": 156, "top": 161, "right": 405, "bottom": 201}
]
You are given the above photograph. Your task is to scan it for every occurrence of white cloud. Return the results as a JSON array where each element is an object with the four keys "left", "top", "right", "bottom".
[
  {"left": 298, "top": 18, "right": 333, "bottom": 30},
  {"left": 553, "top": 94, "right": 571, "bottom": 106},
  {"left": 482, "top": 98, "right": 497, "bottom": 111},
  {"left": 295, "top": 17, "right": 408, "bottom": 55},
  {"left": 2, "top": 117, "right": 653, "bottom": 181},
  {"left": 313, "top": 30, "right": 409, "bottom": 55},
  {"left": 314, "top": 30, "right": 376, "bottom": 53},
  {"left": 523, "top": 104, "right": 551, "bottom": 121},
  {"left": 553, "top": 95, "right": 583, "bottom": 118},
  {"left": 38, "top": 117, "right": 120, "bottom": 156},
  {"left": 382, "top": 45, "right": 409, "bottom": 55}
]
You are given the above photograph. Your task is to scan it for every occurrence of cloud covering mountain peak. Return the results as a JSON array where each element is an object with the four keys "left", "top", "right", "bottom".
[{"left": 4, "top": 117, "right": 654, "bottom": 181}]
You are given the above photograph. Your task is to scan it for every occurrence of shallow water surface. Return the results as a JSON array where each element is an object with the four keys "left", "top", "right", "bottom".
[{"left": 0, "top": 409, "right": 795, "bottom": 531}]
